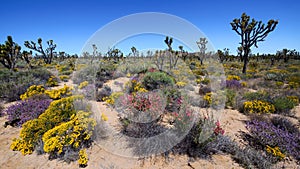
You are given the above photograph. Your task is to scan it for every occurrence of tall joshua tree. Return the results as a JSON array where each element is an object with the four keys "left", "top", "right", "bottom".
[
  {"left": 0, "top": 36, "right": 21, "bottom": 70},
  {"left": 24, "top": 38, "right": 56, "bottom": 64},
  {"left": 196, "top": 37, "right": 208, "bottom": 65},
  {"left": 231, "top": 13, "right": 278, "bottom": 73}
]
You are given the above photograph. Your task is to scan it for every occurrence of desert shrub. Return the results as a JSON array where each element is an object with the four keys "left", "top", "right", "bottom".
[
  {"left": 225, "top": 89, "right": 236, "bottom": 108},
  {"left": 287, "top": 95, "right": 299, "bottom": 105},
  {"left": 200, "top": 77, "right": 210, "bottom": 85},
  {"left": 78, "top": 149, "right": 88, "bottom": 167},
  {"left": 116, "top": 92, "right": 166, "bottom": 122},
  {"left": 202, "top": 91, "right": 226, "bottom": 109},
  {"left": 270, "top": 116, "right": 300, "bottom": 134},
  {"left": 4, "top": 99, "right": 52, "bottom": 127},
  {"left": 199, "top": 134, "right": 275, "bottom": 169},
  {"left": 46, "top": 76, "right": 59, "bottom": 87},
  {"left": 243, "top": 91, "right": 271, "bottom": 102},
  {"left": 246, "top": 119, "right": 300, "bottom": 161},
  {"left": 275, "top": 81, "right": 284, "bottom": 88},
  {"left": 96, "top": 85, "right": 112, "bottom": 101},
  {"left": 59, "top": 75, "right": 70, "bottom": 82},
  {"left": 10, "top": 95, "right": 84, "bottom": 155},
  {"left": 20, "top": 85, "right": 73, "bottom": 100},
  {"left": 81, "top": 84, "right": 96, "bottom": 100},
  {"left": 222, "top": 80, "right": 242, "bottom": 89},
  {"left": 273, "top": 96, "right": 298, "bottom": 114},
  {"left": 102, "top": 91, "right": 124, "bottom": 105},
  {"left": 79, "top": 81, "right": 89, "bottom": 89},
  {"left": 264, "top": 69, "right": 288, "bottom": 82},
  {"left": 243, "top": 100, "right": 275, "bottom": 114},
  {"left": 176, "top": 81, "right": 187, "bottom": 88},
  {"left": 42, "top": 111, "right": 96, "bottom": 162},
  {"left": 142, "top": 71, "right": 175, "bottom": 90},
  {"left": 124, "top": 78, "right": 148, "bottom": 94},
  {"left": 20, "top": 85, "right": 46, "bottom": 100},
  {"left": 72, "top": 65, "right": 97, "bottom": 84},
  {"left": 227, "top": 75, "right": 241, "bottom": 81},
  {"left": 288, "top": 81, "right": 299, "bottom": 89},
  {"left": 0, "top": 68, "right": 52, "bottom": 101}
]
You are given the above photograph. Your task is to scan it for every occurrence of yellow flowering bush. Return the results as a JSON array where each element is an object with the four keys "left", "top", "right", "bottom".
[
  {"left": 79, "top": 81, "right": 89, "bottom": 89},
  {"left": 203, "top": 92, "right": 212, "bottom": 105},
  {"left": 46, "top": 76, "right": 59, "bottom": 87},
  {"left": 227, "top": 75, "right": 241, "bottom": 81},
  {"left": 241, "top": 81, "right": 247, "bottom": 87},
  {"left": 20, "top": 85, "right": 73, "bottom": 100},
  {"left": 275, "top": 81, "right": 284, "bottom": 87},
  {"left": 42, "top": 111, "right": 96, "bottom": 155},
  {"left": 20, "top": 85, "right": 46, "bottom": 100},
  {"left": 44, "top": 85, "right": 73, "bottom": 100},
  {"left": 243, "top": 100, "right": 275, "bottom": 114},
  {"left": 10, "top": 95, "right": 84, "bottom": 155},
  {"left": 288, "top": 81, "right": 299, "bottom": 89},
  {"left": 59, "top": 75, "right": 70, "bottom": 82},
  {"left": 266, "top": 145, "right": 285, "bottom": 160},
  {"left": 78, "top": 149, "right": 88, "bottom": 167},
  {"left": 287, "top": 96, "right": 299, "bottom": 105},
  {"left": 102, "top": 92, "right": 124, "bottom": 105},
  {"left": 176, "top": 81, "right": 187, "bottom": 88},
  {"left": 101, "top": 113, "right": 108, "bottom": 121}
]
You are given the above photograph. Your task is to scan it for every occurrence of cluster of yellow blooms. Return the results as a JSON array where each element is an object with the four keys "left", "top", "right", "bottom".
[
  {"left": 20, "top": 85, "right": 46, "bottom": 100},
  {"left": 243, "top": 100, "right": 275, "bottom": 114},
  {"left": 78, "top": 81, "right": 89, "bottom": 89},
  {"left": 203, "top": 92, "right": 212, "bottom": 105},
  {"left": 44, "top": 85, "right": 73, "bottom": 100},
  {"left": 42, "top": 111, "right": 96, "bottom": 154},
  {"left": 11, "top": 95, "right": 84, "bottom": 155},
  {"left": 226, "top": 75, "right": 241, "bottom": 81},
  {"left": 132, "top": 80, "right": 148, "bottom": 93},
  {"left": 103, "top": 92, "right": 124, "bottom": 105},
  {"left": 176, "top": 81, "right": 187, "bottom": 88},
  {"left": 46, "top": 76, "right": 59, "bottom": 87},
  {"left": 20, "top": 85, "right": 73, "bottom": 100},
  {"left": 78, "top": 149, "right": 88, "bottom": 166},
  {"left": 266, "top": 145, "right": 286, "bottom": 160},
  {"left": 287, "top": 96, "right": 299, "bottom": 105},
  {"left": 59, "top": 75, "right": 70, "bottom": 82},
  {"left": 11, "top": 95, "right": 96, "bottom": 167}
]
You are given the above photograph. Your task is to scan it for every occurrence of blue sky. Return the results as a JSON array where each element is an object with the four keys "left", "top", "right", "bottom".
[{"left": 1, "top": 0, "right": 299, "bottom": 55}]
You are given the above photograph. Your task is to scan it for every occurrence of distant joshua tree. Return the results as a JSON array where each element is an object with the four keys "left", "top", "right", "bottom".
[
  {"left": 0, "top": 36, "right": 21, "bottom": 70},
  {"left": 24, "top": 38, "right": 57, "bottom": 64},
  {"left": 196, "top": 37, "right": 208, "bottom": 65},
  {"left": 231, "top": 13, "right": 278, "bottom": 73}
]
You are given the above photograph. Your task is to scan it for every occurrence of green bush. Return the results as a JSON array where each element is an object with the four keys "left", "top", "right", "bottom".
[
  {"left": 225, "top": 89, "right": 236, "bottom": 108},
  {"left": 142, "top": 71, "right": 175, "bottom": 90},
  {"left": 273, "top": 97, "right": 298, "bottom": 114}
]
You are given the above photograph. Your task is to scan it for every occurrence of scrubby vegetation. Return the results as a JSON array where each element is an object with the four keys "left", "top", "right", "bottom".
[{"left": 0, "top": 12, "right": 299, "bottom": 168}]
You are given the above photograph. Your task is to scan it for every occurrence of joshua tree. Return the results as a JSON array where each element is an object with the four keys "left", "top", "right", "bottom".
[
  {"left": 91, "top": 44, "right": 98, "bottom": 64},
  {"left": 154, "top": 50, "right": 165, "bottom": 71},
  {"left": 24, "top": 38, "right": 56, "bottom": 64},
  {"left": 107, "top": 47, "right": 123, "bottom": 62},
  {"left": 178, "top": 45, "right": 188, "bottom": 61},
  {"left": 21, "top": 50, "right": 32, "bottom": 68},
  {"left": 231, "top": 13, "right": 278, "bottom": 74},
  {"left": 196, "top": 37, "right": 208, "bottom": 65},
  {"left": 164, "top": 36, "right": 179, "bottom": 69},
  {"left": 0, "top": 36, "right": 21, "bottom": 70}
]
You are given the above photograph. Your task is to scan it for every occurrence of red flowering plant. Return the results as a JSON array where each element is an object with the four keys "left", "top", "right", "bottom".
[
  {"left": 172, "top": 96, "right": 196, "bottom": 133},
  {"left": 214, "top": 120, "right": 225, "bottom": 136},
  {"left": 116, "top": 91, "right": 166, "bottom": 123}
]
